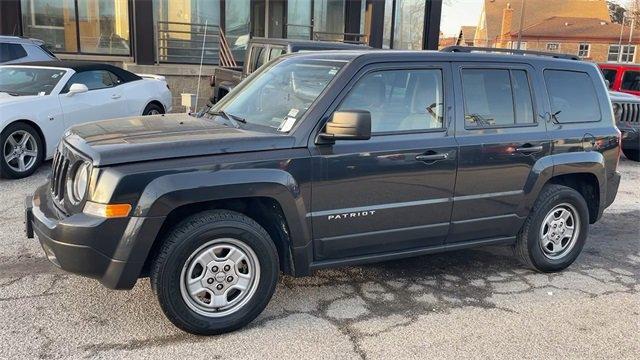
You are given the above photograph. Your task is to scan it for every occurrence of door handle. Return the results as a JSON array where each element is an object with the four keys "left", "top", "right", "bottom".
[
  {"left": 416, "top": 153, "right": 448, "bottom": 162},
  {"left": 515, "top": 145, "right": 544, "bottom": 154},
  {"left": 111, "top": 94, "right": 121, "bottom": 99}
]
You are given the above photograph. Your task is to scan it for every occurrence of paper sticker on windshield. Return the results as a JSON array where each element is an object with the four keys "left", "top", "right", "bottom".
[
  {"left": 278, "top": 116, "right": 297, "bottom": 132},
  {"left": 328, "top": 68, "right": 338, "bottom": 75},
  {"left": 287, "top": 108, "right": 299, "bottom": 118}
]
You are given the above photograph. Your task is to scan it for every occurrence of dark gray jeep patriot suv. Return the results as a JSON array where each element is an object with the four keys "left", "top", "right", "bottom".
[{"left": 26, "top": 47, "right": 622, "bottom": 335}]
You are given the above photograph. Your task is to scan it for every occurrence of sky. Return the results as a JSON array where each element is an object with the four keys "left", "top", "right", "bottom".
[{"left": 439, "top": 0, "right": 634, "bottom": 38}]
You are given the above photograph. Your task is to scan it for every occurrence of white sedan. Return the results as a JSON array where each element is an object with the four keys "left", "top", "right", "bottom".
[{"left": 0, "top": 61, "right": 172, "bottom": 178}]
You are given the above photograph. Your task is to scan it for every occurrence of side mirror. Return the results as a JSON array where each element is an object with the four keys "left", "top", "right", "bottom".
[
  {"left": 67, "top": 83, "right": 88, "bottom": 97},
  {"left": 319, "top": 110, "right": 371, "bottom": 142}
]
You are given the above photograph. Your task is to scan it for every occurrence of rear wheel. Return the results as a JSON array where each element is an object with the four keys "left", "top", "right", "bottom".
[
  {"left": 623, "top": 148, "right": 639, "bottom": 162},
  {"left": 0, "top": 122, "right": 43, "bottom": 179},
  {"left": 150, "top": 210, "right": 279, "bottom": 335},
  {"left": 515, "top": 185, "right": 589, "bottom": 272},
  {"left": 143, "top": 103, "right": 164, "bottom": 115}
]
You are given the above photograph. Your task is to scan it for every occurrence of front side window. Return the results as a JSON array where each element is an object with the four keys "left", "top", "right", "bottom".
[
  {"left": 601, "top": 69, "right": 616, "bottom": 88},
  {"left": 0, "top": 67, "right": 67, "bottom": 95},
  {"left": 210, "top": 58, "right": 345, "bottom": 132},
  {"left": 338, "top": 69, "right": 444, "bottom": 133},
  {"left": 65, "top": 70, "right": 117, "bottom": 91},
  {"left": 544, "top": 70, "right": 600, "bottom": 123},
  {"left": 462, "top": 69, "right": 534, "bottom": 127},
  {"left": 621, "top": 71, "right": 640, "bottom": 91}
]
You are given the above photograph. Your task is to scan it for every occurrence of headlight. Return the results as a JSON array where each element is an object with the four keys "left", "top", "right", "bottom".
[{"left": 66, "top": 161, "right": 90, "bottom": 204}]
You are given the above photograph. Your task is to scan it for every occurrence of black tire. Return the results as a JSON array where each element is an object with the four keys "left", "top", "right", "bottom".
[
  {"left": 142, "top": 102, "right": 165, "bottom": 116},
  {"left": 622, "top": 148, "right": 639, "bottom": 162},
  {"left": 150, "top": 210, "right": 279, "bottom": 335},
  {"left": 515, "top": 184, "right": 590, "bottom": 272},
  {"left": 0, "top": 122, "right": 43, "bottom": 179}
]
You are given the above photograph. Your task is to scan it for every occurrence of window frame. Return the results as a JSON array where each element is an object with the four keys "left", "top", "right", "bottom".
[
  {"left": 546, "top": 43, "right": 560, "bottom": 52},
  {"left": 61, "top": 69, "right": 121, "bottom": 93},
  {"left": 459, "top": 66, "right": 538, "bottom": 130},
  {"left": 542, "top": 68, "right": 602, "bottom": 124},
  {"left": 319, "top": 62, "right": 451, "bottom": 138},
  {"left": 577, "top": 43, "right": 590, "bottom": 58}
]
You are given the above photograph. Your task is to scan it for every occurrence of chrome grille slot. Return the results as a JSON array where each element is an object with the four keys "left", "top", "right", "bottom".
[
  {"left": 51, "top": 149, "right": 70, "bottom": 201},
  {"left": 615, "top": 102, "right": 640, "bottom": 123}
]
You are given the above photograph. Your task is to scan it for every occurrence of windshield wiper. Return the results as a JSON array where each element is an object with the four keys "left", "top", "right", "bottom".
[{"left": 208, "top": 110, "right": 246, "bottom": 127}]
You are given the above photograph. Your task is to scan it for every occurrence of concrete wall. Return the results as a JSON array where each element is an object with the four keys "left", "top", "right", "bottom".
[{"left": 123, "top": 63, "right": 217, "bottom": 112}]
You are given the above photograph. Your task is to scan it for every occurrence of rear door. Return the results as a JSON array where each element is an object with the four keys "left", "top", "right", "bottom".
[
  {"left": 448, "top": 62, "right": 551, "bottom": 244},
  {"left": 58, "top": 70, "right": 129, "bottom": 128},
  {"left": 309, "top": 62, "right": 458, "bottom": 260}
]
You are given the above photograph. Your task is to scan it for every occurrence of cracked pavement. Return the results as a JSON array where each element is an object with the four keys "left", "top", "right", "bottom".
[{"left": 0, "top": 159, "right": 638, "bottom": 359}]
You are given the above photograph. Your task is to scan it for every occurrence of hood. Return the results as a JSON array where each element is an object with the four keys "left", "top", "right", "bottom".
[
  {"left": 64, "top": 113, "right": 296, "bottom": 166},
  {"left": 609, "top": 91, "right": 640, "bottom": 103}
]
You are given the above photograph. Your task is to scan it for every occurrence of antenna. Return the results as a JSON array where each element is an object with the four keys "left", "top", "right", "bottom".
[{"left": 194, "top": 19, "right": 208, "bottom": 113}]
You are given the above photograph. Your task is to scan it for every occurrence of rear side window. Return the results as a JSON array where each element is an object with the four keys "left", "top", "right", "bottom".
[
  {"left": 621, "top": 71, "right": 640, "bottom": 91},
  {"left": 601, "top": 69, "right": 616, "bottom": 89},
  {"left": 461, "top": 68, "right": 535, "bottom": 127},
  {"left": 544, "top": 70, "right": 600, "bottom": 123},
  {"left": 0, "top": 43, "right": 28, "bottom": 62}
]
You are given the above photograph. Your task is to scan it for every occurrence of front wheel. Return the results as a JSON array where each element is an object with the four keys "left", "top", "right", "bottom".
[
  {"left": 142, "top": 103, "right": 165, "bottom": 116},
  {"left": 150, "top": 210, "right": 279, "bottom": 335},
  {"left": 515, "top": 185, "right": 590, "bottom": 272},
  {"left": 1, "top": 122, "right": 43, "bottom": 179}
]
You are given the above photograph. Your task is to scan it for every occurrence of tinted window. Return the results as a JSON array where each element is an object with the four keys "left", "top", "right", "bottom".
[
  {"left": 0, "top": 43, "right": 28, "bottom": 62},
  {"left": 544, "top": 70, "right": 600, "bottom": 123},
  {"left": 621, "top": 71, "right": 640, "bottom": 91},
  {"left": 462, "top": 69, "right": 534, "bottom": 127},
  {"left": 339, "top": 69, "right": 444, "bottom": 133},
  {"left": 65, "top": 70, "right": 116, "bottom": 91},
  {"left": 601, "top": 69, "right": 616, "bottom": 89}
]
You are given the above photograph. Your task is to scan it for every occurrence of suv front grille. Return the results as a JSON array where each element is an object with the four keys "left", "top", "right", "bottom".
[
  {"left": 50, "top": 148, "right": 70, "bottom": 202},
  {"left": 616, "top": 102, "right": 640, "bottom": 123}
]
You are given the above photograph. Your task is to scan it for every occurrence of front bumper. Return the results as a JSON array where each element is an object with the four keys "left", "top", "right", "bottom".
[{"left": 25, "top": 184, "right": 165, "bottom": 289}]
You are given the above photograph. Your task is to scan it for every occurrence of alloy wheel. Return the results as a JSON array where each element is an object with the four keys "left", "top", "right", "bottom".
[{"left": 3, "top": 130, "right": 38, "bottom": 173}]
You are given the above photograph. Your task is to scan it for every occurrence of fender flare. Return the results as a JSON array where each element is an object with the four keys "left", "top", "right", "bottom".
[
  {"left": 519, "top": 151, "right": 606, "bottom": 217},
  {"left": 136, "top": 168, "right": 311, "bottom": 249}
]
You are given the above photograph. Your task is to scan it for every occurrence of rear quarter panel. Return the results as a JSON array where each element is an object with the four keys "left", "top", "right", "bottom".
[{"left": 122, "top": 79, "right": 171, "bottom": 114}]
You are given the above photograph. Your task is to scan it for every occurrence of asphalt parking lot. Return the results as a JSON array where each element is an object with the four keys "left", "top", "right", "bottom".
[{"left": 0, "top": 159, "right": 638, "bottom": 359}]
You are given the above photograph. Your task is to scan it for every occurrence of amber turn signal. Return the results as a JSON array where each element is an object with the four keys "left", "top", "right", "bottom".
[{"left": 83, "top": 202, "right": 132, "bottom": 218}]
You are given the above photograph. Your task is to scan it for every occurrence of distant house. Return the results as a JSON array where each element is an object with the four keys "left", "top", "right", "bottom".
[
  {"left": 438, "top": 33, "right": 458, "bottom": 49},
  {"left": 457, "top": 26, "right": 477, "bottom": 46},
  {"left": 474, "top": 0, "right": 639, "bottom": 63}
]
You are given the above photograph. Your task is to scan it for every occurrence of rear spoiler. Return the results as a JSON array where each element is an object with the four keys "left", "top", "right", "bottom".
[{"left": 137, "top": 74, "right": 166, "bottom": 82}]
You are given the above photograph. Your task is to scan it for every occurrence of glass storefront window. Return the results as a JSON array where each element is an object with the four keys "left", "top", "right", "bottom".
[
  {"left": 225, "top": 0, "right": 250, "bottom": 60},
  {"left": 393, "top": 0, "right": 424, "bottom": 50},
  {"left": 21, "top": 0, "right": 78, "bottom": 52},
  {"left": 78, "top": 0, "right": 130, "bottom": 55},
  {"left": 313, "top": 0, "right": 345, "bottom": 41},
  {"left": 382, "top": 0, "right": 393, "bottom": 49},
  {"left": 287, "top": 0, "right": 312, "bottom": 39},
  {"left": 21, "top": 0, "right": 131, "bottom": 55}
]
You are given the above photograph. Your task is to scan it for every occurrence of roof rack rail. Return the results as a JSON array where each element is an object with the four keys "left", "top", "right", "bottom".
[{"left": 440, "top": 46, "right": 580, "bottom": 61}]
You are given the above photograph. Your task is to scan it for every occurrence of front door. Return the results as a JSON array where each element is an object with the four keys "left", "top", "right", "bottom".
[
  {"left": 58, "top": 70, "right": 129, "bottom": 129},
  {"left": 448, "top": 63, "right": 551, "bottom": 244},
  {"left": 310, "top": 63, "right": 458, "bottom": 260}
]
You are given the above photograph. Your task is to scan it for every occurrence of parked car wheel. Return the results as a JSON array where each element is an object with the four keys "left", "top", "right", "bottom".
[
  {"left": 150, "top": 210, "right": 279, "bottom": 335},
  {"left": 515, "top": 184, "right": 589, "bottom": 272},
  {"left": 143, "top": 103, "right": 164, "bottom": 115},
  {"left": 622, "top": 148, "right": 639, "bottom": 162},
  {"left": 0, "top": 122, "right": 43, "bottom": 179}
]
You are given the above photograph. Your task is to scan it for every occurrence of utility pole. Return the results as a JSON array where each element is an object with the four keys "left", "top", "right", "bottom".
[{"left": 516, "top": 0, "right": 526, "bottom": 49}]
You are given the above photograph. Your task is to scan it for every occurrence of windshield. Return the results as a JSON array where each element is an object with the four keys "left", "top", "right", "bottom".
[
  {"left": 0, "top": 67, "right": 66, "bottom": 96},
  {"left": 209, "top": 57, "right": 346, "bottom": 132}
]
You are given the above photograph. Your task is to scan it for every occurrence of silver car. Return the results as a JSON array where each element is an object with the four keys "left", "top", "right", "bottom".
[{"left": 0, "top": 36, "right": 58, "bottom": 64}]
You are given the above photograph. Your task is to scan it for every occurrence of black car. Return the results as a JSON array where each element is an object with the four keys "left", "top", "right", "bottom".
[{"left": 26, "top": 47, "right": 621, "bottom": 335}]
